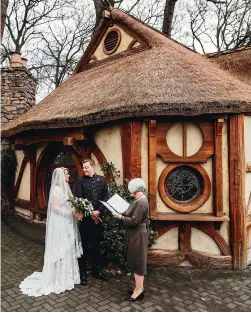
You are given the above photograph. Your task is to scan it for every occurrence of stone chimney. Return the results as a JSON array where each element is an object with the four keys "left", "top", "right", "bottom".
[{"left": 1, "top": 52, "right": 36, "bottom": 124}]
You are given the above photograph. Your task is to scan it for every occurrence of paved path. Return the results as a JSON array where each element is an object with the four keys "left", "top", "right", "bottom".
[{"left": 1, "top": 217, "right": 251, "bottom": 312}]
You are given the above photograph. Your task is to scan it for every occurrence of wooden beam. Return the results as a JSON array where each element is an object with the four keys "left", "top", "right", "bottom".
[
  {"left": 26, "top": 149, "right": 36, "bottom": 208},
  {"left": 147, "top": 249, "right": 232, "bottom": 268},
  {"left": 148, "top": 120, "right": 157, "bottom": 216},
  {"left": 152, "top": 213, "right": 230, "bottom": 222},
  {"left": 13, "top": 128, "right": 87, "bottom": 149},
  {"left": 214, "top": 119, "right": 224, "bottom": 217},
  {"left": 229, "top": 114, "right": 247, "bottom": 270},
  {"left": 120, "top": 121, "right": 141, "bottom": 180},
  {"left": 179, "top": 224, "right": 191, "bottom": 252},
  {"left": 14, "top": 154, "right": 28, "bottom": 198},
  {"left": 63, "top": 137, "right": 76, "bottom": 146}
]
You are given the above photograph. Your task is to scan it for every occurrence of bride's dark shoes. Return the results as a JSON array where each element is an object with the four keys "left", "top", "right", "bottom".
[{"left": 125, "top": 290, "right": 144, "bottom": 302}]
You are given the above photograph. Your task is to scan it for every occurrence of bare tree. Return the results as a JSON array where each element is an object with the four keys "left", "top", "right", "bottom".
[
  {"left": 31, "top": 5, "right": 94, "bottom": 98},
  {"left": 1, "top": 0, "right": 9, "bottom": 39},
  {"left": 183, "top": 0, "right": 251, "bottom": 52}
]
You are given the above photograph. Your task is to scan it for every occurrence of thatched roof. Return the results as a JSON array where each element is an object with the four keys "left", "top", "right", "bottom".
[
  {"left": 207, "top": 46, "right": 251, "bottom": 86},
  {"left": 2, "top": 8, "right": 251, "bottom": 137}
]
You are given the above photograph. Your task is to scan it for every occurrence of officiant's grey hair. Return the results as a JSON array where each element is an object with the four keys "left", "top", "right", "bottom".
[{"left": 128, "top": 178, "right": 146, "bottom": 193}]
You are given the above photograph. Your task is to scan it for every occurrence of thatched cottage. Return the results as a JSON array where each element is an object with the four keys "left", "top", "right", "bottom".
[{"left": 1, "top": 7, "right": 251, "bottom": 270}]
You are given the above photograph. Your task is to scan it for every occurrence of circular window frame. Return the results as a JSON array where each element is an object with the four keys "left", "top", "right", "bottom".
[
  {"left": 158, "top": 164, "right": 211, "bottom": 213},
  {"left": 102, "top": 28, "right": 121, "bottom": 55}
]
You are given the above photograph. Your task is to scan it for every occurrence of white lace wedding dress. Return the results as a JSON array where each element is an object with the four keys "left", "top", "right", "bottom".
[{"left": 19, "top": 168, "right": 83, "bottom": 297}]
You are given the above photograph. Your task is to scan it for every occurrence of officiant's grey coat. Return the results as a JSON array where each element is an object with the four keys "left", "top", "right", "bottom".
[{"left": 122, "top": 197, "right": 149, "bottom": 275}]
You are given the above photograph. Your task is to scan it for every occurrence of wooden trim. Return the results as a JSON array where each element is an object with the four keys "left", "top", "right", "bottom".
[
  {"left": 229, "top": 114, "right": 247, "bottom": 270},
  {"left": 158, "top": 164, "right": 211, "bottom": 213},
  {"left": 179, "top": 224, "right": 191, "bottom": 252},
  {"left": 183, "top": 122, "right": 187, "bottom": 157},
  {"left": 214, "top": 119, "right": 223, "bottom": 217},
  {"left": 148, "top": 120, "right": 157, "bottom": 216},
  {"left": 102, "top": 27, "right": 121, "bottom": 55},
  {"left": 156, "top": 121, "right": 214, "bottom": 163},
  {"left": 128, "top": 38, "right": 137, "bottom": 49},
  {"left": 185, "top": 251, "right": 232, "bottom": 268},
  {"left": 12, "top": 128, "right": 86, "bottom": 149},
  {"left": 152, "top": 213, "right": 229, "bottom": 222},
  {"left": 147, "top": 249, "right": 232, "bottom": 268},
  {"left": 14, "top": 154, "right": 28, "bottom": 198},
  {"left": 121, "top": 121, "right": 141, "bottom": 181},
  {"left": 26, "top": 149, "right": 36, "bottom": 208}
]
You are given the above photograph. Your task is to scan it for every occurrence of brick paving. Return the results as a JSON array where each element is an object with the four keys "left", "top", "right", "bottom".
[{"left": 1, "top": 217, "right": 251, "bottom": 312}]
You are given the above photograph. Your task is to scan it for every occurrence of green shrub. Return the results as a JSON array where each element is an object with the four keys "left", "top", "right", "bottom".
[{"left": 1, "top": 148, "right": 17, "bottom": 215}]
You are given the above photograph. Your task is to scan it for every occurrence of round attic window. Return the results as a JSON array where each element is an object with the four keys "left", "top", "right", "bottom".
[{"left": 103, "top": 29, "right": 121, "bottom": 55}]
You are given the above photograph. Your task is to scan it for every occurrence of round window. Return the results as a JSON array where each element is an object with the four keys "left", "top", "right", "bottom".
[
  {"left": 103, "top": 29, "right": 121, "bottom": 55},
  {"left": 159, "top": 164, "right": 211, "bottom": 212}
]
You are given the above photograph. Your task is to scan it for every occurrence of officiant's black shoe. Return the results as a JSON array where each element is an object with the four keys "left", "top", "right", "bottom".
[
  {"left": 125, "top": 291, "right": 144, "bottom": 302},
  {"left": 80, "top": 276, "right": 87, "bottom": 285},
  {"left": 92, "top": 271, "right": 108, "bottom": 281}
]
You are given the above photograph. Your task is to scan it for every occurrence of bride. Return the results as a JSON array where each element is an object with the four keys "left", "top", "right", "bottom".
[{"left": 20, "top": 167, "right": 83, "bottom": 297}]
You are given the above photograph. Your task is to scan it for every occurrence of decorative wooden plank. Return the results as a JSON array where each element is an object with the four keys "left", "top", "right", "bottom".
[
  {"left": 229, "top": 114, "right": 247, "bottom": 270},
  {"left": 147, "top": 249, "right": 185, "bottom": 265},
  {"left": 185, "top": 251, "right": 232, "bottom": 269},
  {"left": 214, "top": 119, "right": 223, "bottom": 217},
  {"left": 183, "top": 122, "right": 187, "bottom": 157},
  {"left": 148, "top": 120, "right": 157, "bottom": 216},
  {"left": 120, "top": 121, "right": 141, "bottom": 180},
  {"left": 156, "top": 121, "right": 214, "bottom": 163},
  {"left": 147, "top": 249, "right": 232, "bottom": 268},
  {"left": 13, "top": 128, "right": 86, "bottom": 149},
  {"left": 26, "top": 149, "right": 36, "bottom": 208},
  {"left": 152, "top": 213, "right": 229, "bottom": 222},
  {"left": 179, "top": 224, "right": 192, "bottom": 252},
  {"left": 14, "top": 154, "right": 28, "bottom": 198}
]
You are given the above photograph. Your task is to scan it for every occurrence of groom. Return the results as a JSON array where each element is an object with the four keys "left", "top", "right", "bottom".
[{"left": 75, "top": 158, "right": 109, "bottom": 285}]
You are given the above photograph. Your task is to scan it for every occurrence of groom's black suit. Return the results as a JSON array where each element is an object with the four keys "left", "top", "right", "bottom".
[{"left": 75, "top": 174, "right": 109, "bottom": 280}]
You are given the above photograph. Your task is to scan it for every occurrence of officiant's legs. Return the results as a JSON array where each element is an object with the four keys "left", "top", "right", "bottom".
[{"left": 78, "top": 222, "right": 107, "bottom": 284}]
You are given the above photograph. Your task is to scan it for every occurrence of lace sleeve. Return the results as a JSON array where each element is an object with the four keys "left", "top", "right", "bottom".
[{"left": 51, "top": 189, "right": 72, "bottom": 216}]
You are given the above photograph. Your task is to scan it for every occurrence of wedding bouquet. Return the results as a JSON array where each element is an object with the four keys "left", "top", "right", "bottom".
[{"left": 68, "top": 196, "right": 94, "bottom": 217}]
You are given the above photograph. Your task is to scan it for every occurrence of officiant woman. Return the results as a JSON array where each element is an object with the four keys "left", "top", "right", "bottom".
[{"left": 114, "top": 178, "right": 149, "bottom": 302}]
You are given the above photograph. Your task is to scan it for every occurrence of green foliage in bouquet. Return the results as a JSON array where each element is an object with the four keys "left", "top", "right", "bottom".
[
  {"left": 68, "top": 196, "right": 93, "bottom": 218},
  {"left": 100, "top": 162, "right": 157, "bottom": 272},
  {"left": 1, "top": 149, "right": 17, "bottom": 215}
]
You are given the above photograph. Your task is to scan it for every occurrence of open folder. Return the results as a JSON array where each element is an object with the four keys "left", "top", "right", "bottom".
[{"left": 100, "top": 193, "right": 129, "bottom": 214}]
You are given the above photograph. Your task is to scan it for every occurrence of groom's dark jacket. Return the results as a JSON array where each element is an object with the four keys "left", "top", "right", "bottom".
[{"left": 75, "top": 174, "right": 109, "bottom": 219}]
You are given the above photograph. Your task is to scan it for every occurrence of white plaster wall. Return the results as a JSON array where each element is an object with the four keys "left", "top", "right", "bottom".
[
  {"left": 91, "top": 153, "right": 103, "bottom": 176},
  {"left": 166, "top": 122, "right": 183, "bottom": 156},
  {"left": 191, "top": 228, "right": 221, "bottom": 255},
  {"left": 151, "top": 227, "right": 179, "bottom": 250},
  {"left": 187, "top": 123, "right": 203, "bottom": 157},
  {"left": 141, "top": 122, "right": 148, "bottom": 190},
  {"left": 15, "top": 150, "right": 24, "bottom": 184},
  {"left": 244, "top": 116, "right": 251, "bottom": 210},
  {"left": 93, "top": 125, "right": 123, "bottom": 185},
  {"left": 166, "top": 122, "right": 203, "bottom": 157},
  {"left": 93, "top": 25, "right": 135, "bottom": 61},
  {"left": 17, "top": 161, "right": 30, "bottom": 200}
]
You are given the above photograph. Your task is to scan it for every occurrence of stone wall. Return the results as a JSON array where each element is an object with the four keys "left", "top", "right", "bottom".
[{"left": 1, "top": 67, "right": 36, "bottom": 124}]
